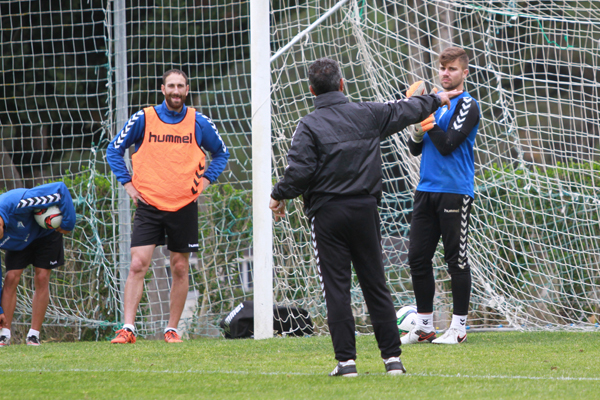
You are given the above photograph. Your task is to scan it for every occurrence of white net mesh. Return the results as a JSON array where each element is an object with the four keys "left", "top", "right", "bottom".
[
  {"left": 270, "top": 0, "right": 600, "bottom": 332},
  {"left": 0, "top": 0, "right": 254, "bottom": 339},
  {"left": 1, "top": 0, "right": 598, "bottom": 340}
]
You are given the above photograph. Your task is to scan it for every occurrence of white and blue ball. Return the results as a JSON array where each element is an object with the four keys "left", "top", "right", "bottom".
[{"left": 396, "top": 305, "right": 417, "bottom": 335}]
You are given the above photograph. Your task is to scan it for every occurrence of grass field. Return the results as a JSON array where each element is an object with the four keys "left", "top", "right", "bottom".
[{"left": 1, "top": 331, "right": 598, "bottom": 399}]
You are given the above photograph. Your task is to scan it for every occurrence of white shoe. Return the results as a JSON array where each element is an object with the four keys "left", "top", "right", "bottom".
[
  {"left": 431, "top": 327, "right": 467, "bottom": 344},
  {"left": 400, "top": 327, "right": 436, "bottom": 345},
  {"left": 329, "top": 360, "right": 358, "bottom": 377},
  {"left": 0, "top": 335, "right": 10, "bottom": 347},
  {"left": 383, "top": 357, "right": 406, "bottom": 375}
]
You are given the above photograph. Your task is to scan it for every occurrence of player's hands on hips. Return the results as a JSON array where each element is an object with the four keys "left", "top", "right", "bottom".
[
  {"left": 437, "top": 89, "right": 462, "bottom": 108},
  {"left": 269, "top": 198, "right": 286, "bottom": 221},
  {"left": 0, "top": 216, "right": 4, "bottom": 240},
  {"left": 124, "top": 182, "right": 148, "bottom": 206},
  {"left": 199, "top": 177, "right": 210, "bottom": 195},
  {"left": 56, "top": 227, "right": 71, "bottom": 235}
]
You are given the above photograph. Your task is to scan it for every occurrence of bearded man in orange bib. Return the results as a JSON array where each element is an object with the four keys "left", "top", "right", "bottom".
[{"left": 107, "top": 69, "right": 229, "bottom": 343}]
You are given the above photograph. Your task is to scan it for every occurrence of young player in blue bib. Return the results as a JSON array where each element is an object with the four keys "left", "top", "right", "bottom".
[
  {"left": 0, "top": 182, "right": 76, "bottom": 346},
  {"left": 403, "top": 47, "right": 480, "bottom": 345}
]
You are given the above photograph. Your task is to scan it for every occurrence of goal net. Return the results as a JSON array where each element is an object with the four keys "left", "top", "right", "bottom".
[
  {"left": 270, "top": 0, "right": 600, "bottom": 332},
  {"left": 0, "top": 0, "right": 254, "bottom": 339},
  {"left": 1, "top": 0, "right": 598, "bottom": 340}
]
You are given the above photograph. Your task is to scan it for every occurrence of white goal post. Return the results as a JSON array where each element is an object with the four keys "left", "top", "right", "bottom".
[{"left": 259, "top": 0, "right": 600, "bottom": 336}]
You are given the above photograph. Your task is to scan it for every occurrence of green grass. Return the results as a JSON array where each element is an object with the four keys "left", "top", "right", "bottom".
[{"left": 1, "top": 332, "right": 598, "bottom": 399}]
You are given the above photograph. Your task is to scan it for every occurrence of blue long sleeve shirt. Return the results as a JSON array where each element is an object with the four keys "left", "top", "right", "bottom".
[
  {"left": 0, "top": 182, "right": 76, "bottom": 314},
  {"left": 106, "top": 101, "right": 230, "bottom": 186}
]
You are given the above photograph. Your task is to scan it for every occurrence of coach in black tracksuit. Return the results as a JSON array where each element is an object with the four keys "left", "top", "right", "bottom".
[{"left": 269, "top": 58, "right": 459, "bottom": 376}]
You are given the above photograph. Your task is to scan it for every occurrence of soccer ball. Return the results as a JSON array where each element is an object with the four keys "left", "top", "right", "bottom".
[
  {"left": 396, "top": 305, "right": 417, "bottom": 335},
  {"left": 34, "top": 205, "right": 63, "bottom": 229}
]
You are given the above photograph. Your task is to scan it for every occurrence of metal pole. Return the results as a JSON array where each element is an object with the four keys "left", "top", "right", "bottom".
[
  {"left": 251, "top": 0, "right": 273, "bottom": 340},
  {"left": 270, "top": 0, "right": 350, "bottom": 64},
  {"left": 114, "top": 0, "right": 131, "bottom": 322}
]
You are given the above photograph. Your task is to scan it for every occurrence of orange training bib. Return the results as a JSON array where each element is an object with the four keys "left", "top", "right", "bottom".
[{"left": 132, "top": 106, "right": 206, "bottom": 211}]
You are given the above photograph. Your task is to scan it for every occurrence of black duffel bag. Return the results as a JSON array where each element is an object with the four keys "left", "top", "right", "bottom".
[{"left": 220, "top": 300, "right": 314, "bottom": 339}]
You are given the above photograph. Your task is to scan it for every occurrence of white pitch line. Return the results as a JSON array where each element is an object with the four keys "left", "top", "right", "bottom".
[{"left": 3, "top": 368, "right": 600, "bottom": 381}]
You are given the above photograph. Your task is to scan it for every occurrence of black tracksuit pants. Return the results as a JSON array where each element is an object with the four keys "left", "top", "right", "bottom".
[
  {"left": 311, "top": 195, "right": 401, "bottom": 361},
  {"left": 408, "top": 190, "right": 473, "bottom": 316}
]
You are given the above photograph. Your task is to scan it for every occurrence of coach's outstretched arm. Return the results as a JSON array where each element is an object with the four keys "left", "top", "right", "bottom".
[{"left": 376, "top": 90, "right": 462, "bottom": 139}]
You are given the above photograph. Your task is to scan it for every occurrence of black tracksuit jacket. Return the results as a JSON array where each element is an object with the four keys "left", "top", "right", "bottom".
[{"left": 271, "top": 90, "right": 442, "bottom": 218}]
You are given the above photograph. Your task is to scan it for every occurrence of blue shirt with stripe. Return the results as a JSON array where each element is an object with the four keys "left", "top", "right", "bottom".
[{"left": 416, "top": 92, "right": 479, "bottom": 197}]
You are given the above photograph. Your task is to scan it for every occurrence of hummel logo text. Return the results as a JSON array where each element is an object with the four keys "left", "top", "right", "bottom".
[
  {"left": 444, "top": 209, "right": 459, "bottom": 213},
  {"left": 148, "top": 132, "right": 193, "bottom": 144}
]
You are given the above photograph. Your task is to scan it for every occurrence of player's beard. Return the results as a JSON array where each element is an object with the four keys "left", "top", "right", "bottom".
[
  {"left": 441, "top": 79, "right": 462, "bottom": 91},
  {"left": 165, "top": 92, "right": 187, "bottom": 111}
]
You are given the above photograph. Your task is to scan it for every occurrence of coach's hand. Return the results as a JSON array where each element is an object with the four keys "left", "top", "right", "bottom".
[
  {"left": 269, "top": 198, "right": 286, "bottom": 221},
  {"left": 437, "top": 89, "right": 462, "bottom": 108},
  {"left": 124, "top": 182, "right": 148, "bottom": 206}
]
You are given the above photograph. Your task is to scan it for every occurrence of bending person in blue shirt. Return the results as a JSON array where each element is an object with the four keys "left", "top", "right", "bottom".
[
  {"left": 0, "top": 182, "right": 76, "bottom": 346},
  {"left": 403, "top": 47, "right": 480, "bottom": 345}
]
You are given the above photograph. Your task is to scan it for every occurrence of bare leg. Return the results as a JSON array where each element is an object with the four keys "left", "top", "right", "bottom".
[
  {"left": 1, "top": 269, "right": 24, "bottom": 330},
  {"left": 123, "top": 245, "right": 156, "bottom": 326},
  {"left": 167, "top": 251, "right": 190, "bottom": 329},
  {"left": 30, "top": 268, "right": 52, "bottom": 331}
]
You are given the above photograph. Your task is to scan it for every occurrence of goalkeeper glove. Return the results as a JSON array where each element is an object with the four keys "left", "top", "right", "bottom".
[
  {"left": 406, "top": 80, "right": 426, "bottom": 98},
  {"left": 411, "top": 87, "right": 438, "bottom": 143},
  {"left": 412, "top": 114, "right": 435, "bottom": 143}
]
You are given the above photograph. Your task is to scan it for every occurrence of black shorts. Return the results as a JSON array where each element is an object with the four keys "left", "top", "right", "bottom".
[
  {"left": 5, "top": 230, "right": 64, "bottom": 271},
  {"left": 131, "top": 200, "right": 199, "bottom": 253}
]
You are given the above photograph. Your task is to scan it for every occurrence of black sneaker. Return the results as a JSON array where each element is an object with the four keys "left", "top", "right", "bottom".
[
  {"left": 329, "top": 360, "right": 358, "bottom": 377},
  {"left": 384, "top": 356, "right": 406, "bottom": 375},
  {"left": 0, "top": 335, "right": 9, "bottom": 347},
  {"left": 26, "top": 335, "right": 41, "bottom": 346}
]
